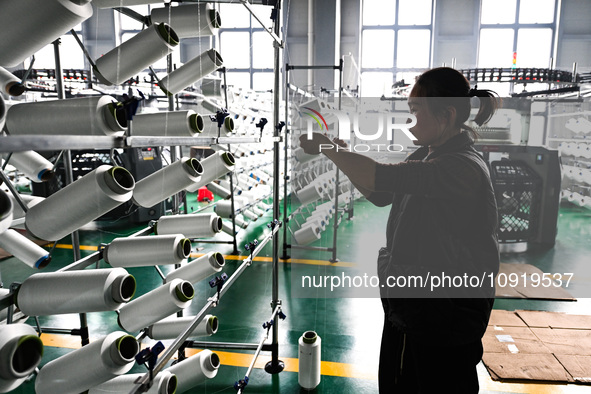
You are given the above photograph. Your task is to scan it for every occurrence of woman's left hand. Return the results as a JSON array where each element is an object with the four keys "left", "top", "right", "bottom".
[{"left": 299, "top": 132, "right": 332, "bottom": 155}]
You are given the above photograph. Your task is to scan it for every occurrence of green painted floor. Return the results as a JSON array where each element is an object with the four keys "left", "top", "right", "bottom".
[{"left": 2, "top": 193, "right": 591, "bottom": 394}]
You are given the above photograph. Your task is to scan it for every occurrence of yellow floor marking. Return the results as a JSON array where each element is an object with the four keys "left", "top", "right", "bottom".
[
  {"left": 53, "top": 245, "right": 354, "bottom": 268},
  {"left": 185, "top": 349, "right": 376, "bottom": 380},
  {"left": 39, "top": 333, "right": 86, "bottom": 349},
  {"left": 190, "top": 253, "right": 356, "bottom": 268},
  {"left": 54, "top": 243, "right": 99, "bottom": 251}
]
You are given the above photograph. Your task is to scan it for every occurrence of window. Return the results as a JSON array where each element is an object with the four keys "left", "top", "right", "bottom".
[
  {"left": 218, "top": 3, "right": 275, "bottom": 91},
  {"left": 362, "top": 30, "right": 394, "bottom": 68},
  {"left": 360, "top": 0, "right": 434, "bottom": 96},
  {"left": 478, "top": 0, "right": 557, "bottom": 69}
]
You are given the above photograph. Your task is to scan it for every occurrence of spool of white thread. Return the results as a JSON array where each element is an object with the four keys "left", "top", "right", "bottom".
[
  {"left": 201, "top": 115, "right": 234, "bottom": 136},
  {"left": 89, "top": 370, "right": 177, "bottom": 394},
  {"left": 0, "top": 95, "right": 5, "bottom": 131},
  {"left": 164, "top": 350, "right": 220, "bottom": 392},
  {"left": 233, "top": 215, "right": 249, "bottom": 229},
  {"left": 6, "top": 96, "right": 126, "bottom": 136},
  {"left": 118, "top": 278, "right": 194, "bottom": 333},
  {"left": 303, "top": 218, "right": 326, "bottom": 232},
  {"left": 151, "top": 3, "right": 221, "bottom": 38},
  {"left": 146, "top": 315, "right": 218, "bottom": 340},
  {"left": 25, "top": 165, "right": 134, "bottom": 241},
  {"left": 578, "top": 143, "right": 591, "bottom": 159},
  {"left": 132, "top": 157, "right": 203, "bottom": 208},
  {"left": 94, "top": 23, "right": 178, "bottom": 86},
  {"left": 35, "top": 332, "right": 139, "bottom": 394},
  {"left": 164, "top": 252, "right": 224, "bottom": 284},
  {"left": 186, "top": 152, "right": 236, "bottom": 192},
  {"left": 214, "top": 200, "right": 241, "bottom": 218},
  {"left": 132, "top": 110, "right": 203, "bottom": 137},
  {"left": 298, "top": 331, "right": 321, "bottom": 390},
  {"left": 581, "top": 196, "right": 591, "bottom": 210},
  {"left": 16, "top": 268, "right": 136, "bottom": 316},
  {"left": 338, "top": 192, "right": 352, "bottom": 204},
  {"left": 294, "top": 225, "right": 321, "bottom": 245},
  {"left": 295, "top": 183, "right": 324, "bottom": 206},
  {"left": 159, "top": 49, "right": 223, "bottom": 96},
  {"left": 251, "top": 206, "right": 265, "bottom": 217},
  {"left": 0, "top": 229, "right": 50, "bottom": 269},
  {"left": 567, "top": 192, "right": 581, "bottom": 204},
  {"left": 207, "top": 182, "right": 232, "bottom": 199},
  {"left": 218, "top": 179, "right": 232, "bottom": 190},
  {"left": 0, "top": 190, "right": 13, "bottom": 235},
  {"left": 560, "top": 189, "right": 569, "bottom": 201},
  {"left": 155, "top": 213, "right": 222, "bottom": 238},
  {"left": 221, "top": 220, "right": 239, "bottom": 235},
  {"left": 0, "top": 0, "right": 93, "bottom": 67},
  {"left": 0, "top": 67, "right": 25, "bottom": 96},
  {"left": 6, "top": 194, "right": 44, "bottom": 227},
  {"left": 8, "top": 150, "right": 54, "bottom": 183},
  {"left": 294, "top": 147, "right": 316, "bottom": 163},
  {"left": 93, "top": 0, "right": 167, "bottom": 7},
  {"left": 0, "top": 324, "right": 43, "bottom": 393},
  {"left": 242, "top": 209, "right": 259, "bottom": 222},
  {"left": 104, "top": 235, "right": 191, "bottom": 267}
]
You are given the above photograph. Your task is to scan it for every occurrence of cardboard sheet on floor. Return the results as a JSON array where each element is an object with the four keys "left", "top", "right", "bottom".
[
  {"left": 483, "top": 353, "right": 573, "bottom": 382},
  {"left": 554, "top": 355, "right": 591, "bottom": 383},
  {"left": 483, "top": 326, "right": 551, "bottom": 354},
  {"left": 516, "top": 310, "right": 591, "bottom": 329},
  {"left": 530, "top": 328, "right": 591, "bottom": 356},
  {"left": 488, "top": 309, "right": 528, "bottom": 327},
  {"left": 494, "top": 263, "right": 576, "bottom": 301},
  {"left": 483, "top": 310, "right": 591, "bottom": 385}
]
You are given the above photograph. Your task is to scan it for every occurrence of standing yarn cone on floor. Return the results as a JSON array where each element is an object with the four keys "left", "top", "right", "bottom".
[{"left": 299, "top": 331, "right": 321, "bottom": 390}]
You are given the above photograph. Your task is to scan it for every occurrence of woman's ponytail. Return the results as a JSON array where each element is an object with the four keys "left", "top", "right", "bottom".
[{"left": 469, "top": 87, "right": 501, "bottom": 126}]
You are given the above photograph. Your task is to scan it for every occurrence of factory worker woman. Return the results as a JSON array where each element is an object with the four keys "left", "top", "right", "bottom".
[{"left": 299, "top": 67, "right": 500, "bottom": 393}]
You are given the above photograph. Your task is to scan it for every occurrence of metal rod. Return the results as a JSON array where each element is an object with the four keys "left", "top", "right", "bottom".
[
  {"left": 20, "top": 55, "right": 36, "bottom": 84},
  {"left": 69, "top": 29, "right": 97, "bottom": 69},
  {"left": 286, "top": 65, "right": 341, "bottom": 70},
  {"left": 185, "top": 341, "right": 262, "bottom": 350},
  {"left": 238, "top": 306, "right": 281, "bottom": 394},
  {"left": 240, "top": 0, "right": 283, "bottom": 47},
  {"left": 281, "top": 65, "right": 290, "bottom": 259},
  {"left": 290, "top": 244, "right": 333, "bottom": 252},
  {"left": 268, "top": 0, "right": 284, "bottom": 374},
  {"left": 154, "top": 266, "right": 166, "bottom": 281},
  {"left": 39, "top": 327, "right": 82, "bottom": 335},
  {"left": 330, "top": 59, "right": 344, "bottom": 263},
  {"left": 56, "top": 250, "right": 102, "bottom": 272},
  {"left": 113, "top": 7, "right": 150, "bottom": 25},
  {"left": 129, "top": 223, "right": 281, "bottom": 394},
  {"left": 0, "top": 169, "right": 29, "bottom": 213}
]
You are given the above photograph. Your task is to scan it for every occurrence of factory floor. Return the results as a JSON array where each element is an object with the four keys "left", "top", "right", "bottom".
[{"left": 2, "top": 193, "right": 591, "bottom": 394}]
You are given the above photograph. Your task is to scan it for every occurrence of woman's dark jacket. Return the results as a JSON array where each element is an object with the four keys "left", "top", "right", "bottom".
[{"left": 372, "top": 132, "right": 499, "bottom": 344}]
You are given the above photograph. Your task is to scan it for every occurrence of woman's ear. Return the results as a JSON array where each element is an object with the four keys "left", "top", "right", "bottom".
[{"left": 444, "top": 106, "right": 457, "bottom": 128}]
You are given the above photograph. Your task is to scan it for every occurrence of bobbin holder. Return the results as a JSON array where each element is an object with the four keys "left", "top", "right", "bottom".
[{"left": 128, "top": 220, "right": 282, "bottom": 394}]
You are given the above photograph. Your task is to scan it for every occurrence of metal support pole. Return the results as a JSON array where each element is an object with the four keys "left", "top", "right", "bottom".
[
  {"left": 280, "top": 65, "right": 290, "bottom": 260},
  {"left": 265, "top": 0, "right": 284, "bottom": 375},
  {"left": 238, "top": 306, "right": 282, "bottom": 394},
  {"left": 329, "top": 59, "right": 344, "bottom": 263},
  {"left": 54, "top": 38, "right": 88, "bottom": 346},
  {"left": 221, "top": 67, "right": 239, "bottom": 254}
]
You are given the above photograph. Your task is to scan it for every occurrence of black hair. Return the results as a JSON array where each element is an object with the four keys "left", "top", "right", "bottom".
[{"left": 412, "top": 67, "right": 500, "bottom": 139}]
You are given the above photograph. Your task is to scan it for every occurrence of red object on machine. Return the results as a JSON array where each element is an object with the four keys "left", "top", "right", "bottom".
[{"left": 197, "top": 187, "right": 214, "bottom": 202}]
